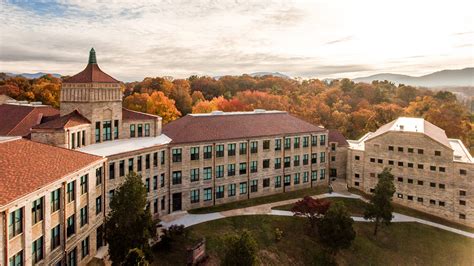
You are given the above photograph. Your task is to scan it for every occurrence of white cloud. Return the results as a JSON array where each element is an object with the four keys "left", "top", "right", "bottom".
[{"left": 0, "top": 0, "right": 473, "bottom": 81}]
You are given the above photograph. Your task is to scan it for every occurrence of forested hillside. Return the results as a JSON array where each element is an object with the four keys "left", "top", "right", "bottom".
[{"left": 1, "top": 74, "right": 472, "bottom": 152}]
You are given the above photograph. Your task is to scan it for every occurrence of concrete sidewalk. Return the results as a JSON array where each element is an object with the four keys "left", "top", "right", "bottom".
[{"left": 160, "top": 192, "right": 474, "bottom": 238}]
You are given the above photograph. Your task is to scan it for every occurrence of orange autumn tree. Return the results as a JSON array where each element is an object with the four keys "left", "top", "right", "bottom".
[{"left": 123, "top": 91, "right": 181, "bottom": 124}]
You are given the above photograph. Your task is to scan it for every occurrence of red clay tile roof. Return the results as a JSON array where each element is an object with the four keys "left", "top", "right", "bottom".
[
  {"left": 32, "top": 110, "right": 91, "bottom": 130},
  {"left": 122, "top": 108, "right": 159, "bottom": 121},
  {"left": 163, "top": 111, "right": 325, "bottom": 144},
  {"left": 0, "top": 138, "right": 103, "bottom": 206},
  {"left": 0, "top": 104, "right": 59, "bottom": 136},
  {"left": 328, "top": 129, "right": 349, "bottom": 147},
  {"left": 63, "top": 63, "right": 119, "bottom": 83}
]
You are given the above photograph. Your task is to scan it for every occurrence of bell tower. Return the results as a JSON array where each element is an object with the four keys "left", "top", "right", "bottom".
[{"left": 60, "top": 48, "right": 123, "bottom": 143}]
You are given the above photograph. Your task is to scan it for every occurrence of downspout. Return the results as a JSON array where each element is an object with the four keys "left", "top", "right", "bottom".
[
  {"left": 212, "top": 143, "right": 216, "bottom": 206},
  {"left": 283, "top": 136, "right": 286, "bottom": 192},
  {"left": 247, "top": 139, "right": 250, "bottom": 199},
  {"left": 167, "top": 146, "right": 171, "bottom": 214},
  {"left": 3, "top": 210, "right": 8, "bottom": 266},
  {"left": 62, "top": 181, "right": 67, "bottom": 263}
]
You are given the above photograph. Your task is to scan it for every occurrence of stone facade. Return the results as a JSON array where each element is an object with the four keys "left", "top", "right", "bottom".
[
  {"left": 346, "top": 119, "right": 474, "bottom": 227},
  {"left": 0, "top": 158, "right": 106, "bottom": 266}
]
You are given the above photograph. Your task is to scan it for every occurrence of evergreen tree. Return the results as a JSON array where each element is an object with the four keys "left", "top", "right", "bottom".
[
  {"left": 364, "top": 168, "right": 396, "bottom": 236},
  {"left": 105, "top": 172, "right": 156, "bottom": 265}
]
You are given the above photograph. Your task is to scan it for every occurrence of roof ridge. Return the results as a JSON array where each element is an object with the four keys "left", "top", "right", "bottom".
[{"left": 6, "top": 106, "right": 35, "bottom": 135}]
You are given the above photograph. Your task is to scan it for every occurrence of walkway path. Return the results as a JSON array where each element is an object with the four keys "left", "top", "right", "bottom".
[{"left": 160, "top": 192, "right": 474, "bottom": 238}]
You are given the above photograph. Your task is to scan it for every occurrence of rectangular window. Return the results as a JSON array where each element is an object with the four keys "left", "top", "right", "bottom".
[
  {"left": 439, "top": 184, "right": 445, "bottom": 189},
  {"left": 240, "top": 182, "right": 247, "bottom": 194},
  {"left": 51, "top": 225, "right": 60, "bottom": 250},
  {"left": 355, "top": 155, "right": 360, "bottom": 161},
  {"left": 250, "top": 141, "right": 258, "bottom": 153},
  {"left": 284, "top": 175, "right": 291, "bottom": 186},
  {"left": 160, "top": 150, "right": 165, "bottom": 165},
  {"left": 9, "top": 251, "right": 23, "bottom": 266},
  {"left": 274, "top": 158, "right": 281, "bottom": 169},
  {"left": 216, "top": 185, "right": 224, "bottom": 199},
  {"left": 460, "top": 190, "right": 466, "bottom": 196},
  {"left": 397, "top": 177, "right": 403, "bottom": 182},
  {"left": 311, "top": 153, "right": 317, "bottom": 164},
  {"left": 82, "top": 237, "right": 90, "bottom": 259},
  {"left": 284, "top": 138, "right": 291, "bottom": 150},
  {"left": 239, "top": 142, "right": 247, "bottom": 155},
  {"left": 418, "top": 149, "right": 424, "bottom": 154},
  {"left": 145, "top": 178, "right": 150, "bottom": 192},
  {"left": 51, "top": 189, "right": 60, "bottom": 213},
  {"left": 460, "top": 169, "right": 467, "bottom": 175},
  {"left": 130, "top": 124, "right": 136, "bottom": 137},
  {"left": 96, "top": 167, "right": 102, "bottom": 186},
  {"left": 459, "top": 200, "right": 466, "bottom": 206},
  {"left": 32, "top": 236, "right": 44, "bottom": 264},
  {"left": 228, "top": 143, "right": 236, "bottom": 156},
  {"left": 320, "top": 152, "right": 326, "bottom": 163},
  {"left": 430, "top": 199, "right": 436, "bottom": 205},
  {"left": 204, "top": 167, "right": 212, "bottom": 180},
  {"left": 95, "top": 121, "right": 101, "bottom": 142},
  {"left": 67, "top": 214, "right": 75, "bottom": 237},
  {"left": 9, "top": 208, "right": 23, "bottom": 238},
  {"left": 430, "top": 182, "right": 436, "bottom": 187},
  {"left": 204, "top": 188, "right": 212, "bottom": 201},
  {"left": 190, "top": 147, "right": 200, "bottom": 160},
  {"left": 294, "top": 173, "right": 300, "bottom": 184},
  {"left": 80, "top": 174, "right": 88, "bottom": 194},
  {"left": 103, "top": 120, "right": 112, "bottom": 141},
  {"left": 311, "top": 135, "right": 317, "bottom": 146},
  {"left": 146, "top": 154, "right": 150, "bottom": 169},
  {"left": 96, "top": 196, "right": 102, "bottom": 214},
  {"left": 153, "top": 152, "right": 158, "bottom": 167},
  {"left": 303, "top": 136, "right": 309, "bottom": 147},
  {"left": 303, "top": 154, "right": 309, "bottom": 165},
  {"left": 114, "top": 120, "right": 119, "bottom": 139},
  {"left": 154, "top": 199, "right": 158, "bottom": 214},
  {"left": 250, "top": 161, "right": 258, "bottom": 173},
  {"left": 418, "top": 180, "right": 423, "bottom": 186},
  {"left": 263, "top": 159, "right": 270, "bottom": 169},
  {"left": 203, "top": 145, "right": 212, "bottom": 159},
  {"left": 294, "top": 155, "right": 300, "bottom": 167},
  {"left": 407, "top": 163, "right": 413, "bottom": 168},
  {"left": 398, "top": 147, "right": 404, "bottom": 152},
  {"left": 137, "top": 156, "right": 142, "bottom": 172},
  {"left": 398, "top": 161, "right": 404, "bottom": 167},
  {"left": 408, "top": 179, "right": 413, "bottom": 184},
  {"left": 311, "top": 171, "right": 317, "bottom": 181},
  {"left": 144, "top": 123, "right": 150, "bottom": 137},
  {"left": 263, "top": 140, "right": 270, "bottom": 150},
  {"left": 153, "top": 175, "right": 158, "bottom": 190},
  {"left": 228, "top": 164, "right": 236, "bottom": 176},
  {"left": 319, "top": 135, "right": 326, "bottom": 146},
  {"left": 459, "top": 213, "right": 466, "bottom": 219},
  {"left": 172, "top": 171, "right": 182, "bottom": 185},
  {"left": 216, "top": 165, "right": 224, "bottom": 178},
  {"left": 439, "top": 201, "right": 445, "bottom": 207},
  {"left": 239, "top": 163, "right": 247, "bottom": 175},
  {"left": 250, "top": 180, "right": 258, "bottom": 192},
  {"left": 430, "top": 165, "right": 436, "bottom": 171},
  {"left": 378, "top": 159, "right": 383, "bottom": 164},
  {"left": 284, "top": 156, "right": 291, "bottom": 168},
  {"left": 216, "top": 144, "right": 225, "bottom": 157},
  {"left": 275, "top": 139, "right": 282, "bottom": 151},
  {"left": 119, "top": 160, "right": 125, "bottom": 176},
  {"left": 190, "top": 169, "right": 200, "bottom": 182},
  {"left": 275, "top": 176, "right": 282, "bottom": 188},
  {"left": 160, "top": 173, "right": 165, "bottom": 187},
  {"left": 190, "top": 190, "right": 200, "bottom": 203},
  {"left": 435, "top": 150, "right": 441, "bottom": 156},
  {"left": 71, "top": 132, "right": 76, "bottom": 149},
  {"left": 439, "top": 167, "right": 446, "bottom": 173},
  {"left": 320, "top": 169, "right": 326, "bottom": 180},
  {"left": 303, "top": 172, "right": 309, "bottom": 183},
  {"left": 388, "top": 146, "right": 394, "bottom": 151},
  {"left": 294, "top": 137, "right": 300, "bottom": 148},
  {"left": 137, "top": 124, "right": 143, "bottom": 137},
  {"left": 128, "top": 158, "right": 134, "bottom": 172},
  {"left": 418, "top": 164, "right": 424, "bottom": 170},
  {"left": 31, "top": 197, "right": 43, "bottom": 225},
  {"left": 80, "top": 206, "right": 88, "bottom": 227},
  {"left": 418, "top": 197, "right": 424, "bottom": 203},
  {"left": 229, "top": 184, "right": 236, "bottom": 196},
  {"left": 263, "top": 178, "right": 270, "bottom": 188},
  {"left": 68, "top": 248, "right": 77, "bottom": 266},
  {"left": 67, "top": 181, "right": 75, "bottom": 203},
  {"left": 172, "top": 148, "right": 182, "bottom": 162},
  {"left": 109, "top": 162, "right": 115, "bottom": 179}
]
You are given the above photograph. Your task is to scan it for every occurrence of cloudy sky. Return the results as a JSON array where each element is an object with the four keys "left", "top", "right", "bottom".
[{"left": 0, "top": 0, "right": 473, "bottom": 81}]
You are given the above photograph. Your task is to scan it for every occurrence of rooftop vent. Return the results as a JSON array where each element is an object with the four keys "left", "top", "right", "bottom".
[
  {"left": 454, "top": 155, "right": 462, "bottom": 160},
  {"left": 30, "top": 101, "right": 43, "bottom": 105},
  {"left": 211, "top": 110, "right": 224, "bottom": 115},
  {"left": 254, "top": 109, "right": 266, "bottom": 113},
  {"left": 399, "top": 125, "right": 404, "bottom": 131}
]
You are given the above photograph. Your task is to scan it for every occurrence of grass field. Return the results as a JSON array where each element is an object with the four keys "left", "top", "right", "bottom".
[
  {"left": 273, "top": 197, "right": 474, "bottom": 233},
  {"left": 188, "top": 186, "right": 328, "bottom": 214},
  {"left": 152, "top": 215, "right": 474, "bottom": 265}
]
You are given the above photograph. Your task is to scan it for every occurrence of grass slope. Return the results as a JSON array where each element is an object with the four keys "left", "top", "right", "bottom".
[{"left": 152, "top": 215, "right": 473, "bottom": 265}]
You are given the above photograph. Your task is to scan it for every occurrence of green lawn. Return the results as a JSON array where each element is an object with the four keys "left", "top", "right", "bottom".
[
  {"left": 273, "top": 197, "right": 474, "bottom": 233},
  {"left": 152, "top": 215, "right": 474, "bottom": 265},
  {"left": 273, "top": 197, "right": 368, "bottom": 216},
  {"left": 188, "top": 186, "right": 328, "bottom": 214}
]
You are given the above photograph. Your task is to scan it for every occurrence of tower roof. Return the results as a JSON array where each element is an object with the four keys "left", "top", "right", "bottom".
[{"left": 63, "top": 48, "right": 119, "bottom": 84}]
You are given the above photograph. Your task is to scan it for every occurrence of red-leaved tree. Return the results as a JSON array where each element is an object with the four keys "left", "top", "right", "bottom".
[{"left": 291, "top": 196, "right": 331, "bottom": 229}]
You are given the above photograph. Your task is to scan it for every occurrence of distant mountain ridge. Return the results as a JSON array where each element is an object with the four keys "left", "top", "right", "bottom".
[
  {"left": 4, "top": 72, "right": 62, "bottom": 79},
  {"left": 353, "top": 68, "right": 474, "bottom": 87}
]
